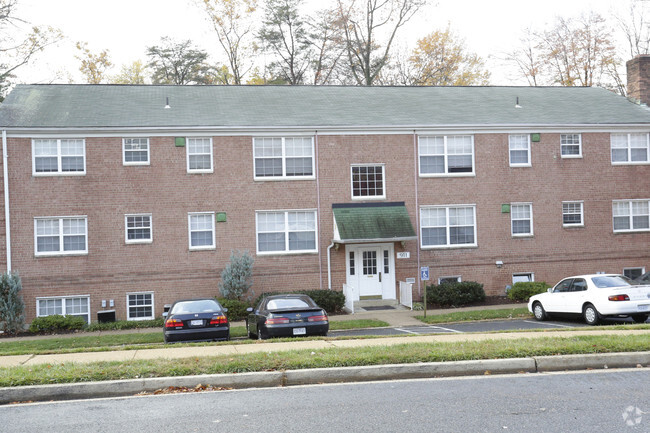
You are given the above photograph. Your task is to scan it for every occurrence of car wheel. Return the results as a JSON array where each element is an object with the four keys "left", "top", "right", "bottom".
[
  {"left": 631, "top": 314, "right": 649, "bottom": 324},
  {"left": 583, "top": 304, "right": 601, "bottom": 326},
  {"left": 532, "top": 302, "right": 547, "bottom": 321}
]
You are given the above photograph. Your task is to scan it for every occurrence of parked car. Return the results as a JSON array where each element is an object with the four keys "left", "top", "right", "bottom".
[
  {"left": 633, "top": 271, "right": 650, "bottom": 285},
  {"left": 246, "top": 294, "right": 329, "bottom": 339},
  {"left": 163, "top": 298, "right": 230, "bottom": 343},
  {"left": 528, "top": 274, "right": 650, "bottom": 325}
]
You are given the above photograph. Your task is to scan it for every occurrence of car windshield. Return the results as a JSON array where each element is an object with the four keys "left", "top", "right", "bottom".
[
  {"left": 590, "top": 275, "right": 632, "bottom": 289},
  {"left": 266, "top": 298, "right": 311, "bottom": 310},
  {"left": 171, "top": 300, "right": 221, "bottom": 314}
]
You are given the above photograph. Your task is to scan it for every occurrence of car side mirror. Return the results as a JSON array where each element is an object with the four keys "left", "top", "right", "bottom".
[
  {"left": 246, "top": 307, "right": 253, "bottom": 312},
  {"left": 547, "top": 288, "right": 553, "bottom": 293}
]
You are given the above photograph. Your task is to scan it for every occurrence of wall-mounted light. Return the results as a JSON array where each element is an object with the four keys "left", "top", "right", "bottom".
[
  {"left": 164, "top": 97, "right": 171, "bottom": 109},
  {"left": 496, "top": 260, "right": 504, "bottom": 268}
]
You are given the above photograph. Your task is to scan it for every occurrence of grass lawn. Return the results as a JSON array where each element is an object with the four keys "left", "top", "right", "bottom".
[{"left": 417, "top": 307, "right": 531, "bottom": 324}]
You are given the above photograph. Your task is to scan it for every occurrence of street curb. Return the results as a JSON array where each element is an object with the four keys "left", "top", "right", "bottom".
[{"left": 1, "top": 352, "right": 648, "bottom": 405}]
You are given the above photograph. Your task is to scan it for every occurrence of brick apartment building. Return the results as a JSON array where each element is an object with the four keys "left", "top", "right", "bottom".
[{"left": 1, "top": 57, "right": 649, "bottom": 324}]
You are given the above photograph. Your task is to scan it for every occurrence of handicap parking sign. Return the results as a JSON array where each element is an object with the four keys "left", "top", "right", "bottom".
[{"left": 420, "top": 266, "right": 430, "bottom": 281}]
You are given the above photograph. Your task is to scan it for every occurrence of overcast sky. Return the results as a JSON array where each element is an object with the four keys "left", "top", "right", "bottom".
[{"left": 12, "top": 0, "right": 637, "bottom": 85}]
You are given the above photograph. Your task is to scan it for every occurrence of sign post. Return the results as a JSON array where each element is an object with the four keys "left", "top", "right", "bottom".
[{"left": 420, "top": 266, "right": 429, "bottom": 318}]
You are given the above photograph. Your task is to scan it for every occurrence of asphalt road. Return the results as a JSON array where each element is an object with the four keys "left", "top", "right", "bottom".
[{"left": 2, "top": 369, "right": 647, "bottom": 432}]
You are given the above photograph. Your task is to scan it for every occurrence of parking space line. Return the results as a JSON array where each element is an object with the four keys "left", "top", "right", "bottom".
[
  {"left": 427, "top": 325, "right": 464, "bottom": 333},
  {"left": 523, "top": 320, "right": 574, "bottom": 328},
  {"left": 394, "top": 328, "right": 421, "bottom": 335}
]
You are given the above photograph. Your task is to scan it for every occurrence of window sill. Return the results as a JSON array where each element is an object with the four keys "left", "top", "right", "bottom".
[
  {"left": 611, "top": 161, "right": 650, "bottom": 166},
  {"left": 256, "top": 250, "right": 318, "bottom": 256},
  {"left": 125, "top": 239, "right": 153, "bottom": 245},
  {"left": 189, "top": 246, "right": 216, "bottom": 251},
  {"left": 613, "top": 229, "right": 650, "bottom": 234},
  {"left": 420, "top": 244, "right": 478, "bottom": 250},
  {"left": 32, "top": 172, "right": 86, "bottom": 177},
  {"left": 123, "top": 162, "right": 151, "bottom": 166},
  {"left": 254, "top": 176, "right": 316, "bottom": 182},
  {"left": 511, "top": 234, "right": 534, "bottom": 238},
  {"left": 187, "top": 169, "right": 214, "bottom": 174},
  {"left": 563, "top": 224, "right": 584, "bottom": 229},
  {"left": 560, "top": 155, "right": 582, "bottom": 159},
  {"left": 35, "top": 251, "right": 88, "bottom": 257},
  {"left": 419, "top": 173, "right": 476, "bottom": 178}
]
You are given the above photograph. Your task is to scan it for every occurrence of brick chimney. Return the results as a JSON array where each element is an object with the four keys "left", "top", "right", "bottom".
[{"left": 627, "top": 55, "right": 650, "bottom": 105}]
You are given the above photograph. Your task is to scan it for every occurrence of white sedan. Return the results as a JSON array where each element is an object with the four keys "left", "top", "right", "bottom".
[{"left": 528, "top": 274, "right": 650, "bottom": 325}]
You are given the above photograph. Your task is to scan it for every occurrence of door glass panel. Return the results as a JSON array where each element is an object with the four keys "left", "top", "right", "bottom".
[
  {"left": 383, "top": 250, "right": 389, "bottom": 274},
  {"left": 362, "top": 251, "right": 377, "bottom": 275}
]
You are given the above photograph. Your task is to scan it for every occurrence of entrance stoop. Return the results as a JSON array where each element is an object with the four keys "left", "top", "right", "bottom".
[{"left": 353, "top": 299, "right": 402, "bottom": 312}]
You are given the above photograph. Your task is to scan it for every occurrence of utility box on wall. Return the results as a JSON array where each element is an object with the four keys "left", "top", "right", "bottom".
[{"left": 175, "top": 137, "right": 186, "bottom": 147}]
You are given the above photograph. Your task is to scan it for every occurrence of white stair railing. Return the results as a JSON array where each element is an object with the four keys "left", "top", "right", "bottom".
[
  {"left": 343, "top": 283, "right": 355, "bottom": 314},
  {"left": 399, "top": 281, "right": 413, "bottom": 310}
]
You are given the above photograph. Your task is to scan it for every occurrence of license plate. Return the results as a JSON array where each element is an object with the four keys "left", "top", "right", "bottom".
[
  {"left": 190, "top": 319, "right": 203, "bottom": 326},
  {"left": 638, "top": 304, "right": 649, "bottom": 311},
  {"left": 293, "top": 327, "right": 306, "bottom": 335}
]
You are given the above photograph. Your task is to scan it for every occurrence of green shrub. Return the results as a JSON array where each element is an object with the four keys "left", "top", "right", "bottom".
[
  {"left": 426, "top": 281, "right": 486, "bottom": 308},
  {"left": 29, "top": 315, "right": 86, "bottom": 333},
  {"left": 507, "top": 282, "right": 550, "bottom": 301},
  {"left": 219, "top": 250, "right": 254, "bottom": 300},
  {"left": 217, "top": 298, "right": 251, "bottom": 321},
  {"left": 85, "top": 318, "right": 164, "bottom": 332},
  {"left": 0, "top": 272, "right": 25, "bottom": 335},
  {"left": 252, "top": 290, "right": 345, "bottom": 314}
]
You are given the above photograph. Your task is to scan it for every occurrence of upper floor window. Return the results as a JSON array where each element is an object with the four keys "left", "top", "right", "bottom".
[
  {"left": 125, "top": 214, "right": 152, "bottom": 244},
  {"left": 188, "top": 212, "right": 215, "bottom": 250},
  {"left": 511, "top": 203, "right": 533, "bottom": 236},
  {"left": 32, "top": 139, "right": 85, "bottom": 175},
  {"left": 187, "top": 138, "right": 213, "bottom": 173},
  {"left": 613, "top": 199, "right": 650, "bottom": 232},
  {"left": 611, "top": 133, "right": 649, "bottom": 164},
  {"left": 509, "top": 134, "right": 531, "bottom": 167},
  {"left": 560, "top": 134, "right": 582, "bottom": 158},
  {"left": 35, "top": 216, "right": 88, "bottom": 256},
  {"left": 420, "top": 205, "right": 476, "bottom": 248},
  {"left": 253, "top": 137, "right": 314, "bottom": 179},
  {"left": 256, "top": 210, "right": 317, "bottom": 254},
  {"left": 351, "top": 164, "right": 385, "bottom": 199},
  {"left": 123, "top": 138, "right": 150, "bottom": 165},
  {"left": 562, "top": 201, "right": 584, "bottom": 227},
  {"left": 419, "top": 135, "right": 474, "bottom": 176}
]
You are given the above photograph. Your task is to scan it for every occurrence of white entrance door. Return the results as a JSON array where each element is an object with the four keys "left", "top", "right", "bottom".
[
  {"left": 359, "top": 247, "right": 382, "bottom": 297},
  {"left": 346, "top": 243, "right": 396, "bottom": 300}
]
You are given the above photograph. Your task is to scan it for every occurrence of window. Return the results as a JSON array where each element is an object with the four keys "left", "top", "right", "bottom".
[
  {"left": 562, "top": 201, "right": 584, "bottom": 227},
  {"left": 349, "top": 251, "right": 355, "bottom": 275},
  {"left": 32, "top": 139, "right": 85, "bottom": 175},
  {"left": 125, "top": 214, "right": 152, "bottom": 243},
  {"left": 187, "top": 137, "right": 213, "bottom": 173},
  {"left": 420, "top": 205, "right": 476, "bottom": 248},
  {"left": 613, "top": 199, "right": 650, "bottom": 232},
  {"left": 253, "top": 137, "right": 314, "bottom": 179},
  {"left": 351, "top": 165, "right": 385, "bottom": 199},
  {"left": 256, "top": 210, "right": 317, "bottom": 254},
  {"left": 37, "top": 296, "right": 90, "bottom": 323},
  {"left": 123, "top": 138, "right": 150, "bottom": 165},
  {"left": 127, "top": 292, "right": 154, "bottom": 320},
  {"left": 512, "top": 273, "right": 534, "bottom": 283},
  {"left": 509, "top": 134, "right": 531, "bottom": 166},
  {"left": 438, "top": 276, "right": 461, "bottom": 284},
  {"left": 611, "top": 133, "right": 650, "bottom": 164},
  {"left": 623, "top": 267, "right": 645, "bottom": 279},
  {"left": 35, "top": 217, "right": 87, "bottom": 256},
  {"left": 419, "top": 135, "right": 474, "bottom": 175},
  {"left": 511, "top": 203, "right": 533, "bottom": 236},
  {"left": 560, "top": 134, "right": 582, "bottom": 158},
  {"left": 188, "top": 212, "right": 215, "bottom": 249}
]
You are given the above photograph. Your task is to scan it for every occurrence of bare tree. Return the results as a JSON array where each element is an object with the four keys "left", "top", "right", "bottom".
[
  {"left": 308, "top": 8, "right": 347, "bottom": 84},
  {"left": 616, "top": 0, "right": 650, "bottom": 57},
  {"left": 505, "top": 29, "right": 543, "bottom": 86}
]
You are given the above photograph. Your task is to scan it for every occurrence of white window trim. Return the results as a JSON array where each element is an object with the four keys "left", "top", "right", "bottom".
[
  {"left": 188, "top": 212, "right": 216, "bottom": 250},
  {"left": 252, "top": 136, "right": 315, "bottom": 181},
  {"left": 255, "top": 209, "right": 319, "bottom": 255},
  {"left": 438, "top": 275, "right": 462, "bottom": 284},
  {"left": 32, "top": 138, "right": 86, "bottom": 176},
  {"left": 512, "top": 273, "right": 535, "bottom": 283},
  {"left": 125, "top": 213, "right": 153, "bottom": 244},
  {"left": 36, "top": 295, "right": 90, "bottom": 323},
  {"left": 186, "top": 137, "right": 214, "bottom": 174},
  {"left": 34, "top": 216, "right": 88, "bottom": 257},
  {"left": 508, "top": 134, "right": 532, "bottom": 167},
  {"left": 420, "top": 204, "right": 478, "bottom": 249},
  {"left": 562, "top": 201, "right": 584, "bottom": 228},
  {"left": 122, "top": 138, "right": 150, "bottom": 166},
  {"left": 623, "top": 267, "right": 645, "bottom": 279},
  {"left": 511, "top": 202, "right": 534, "bottom": 237},
  {"left": 350, "top": 164, "right": 386, "bottom": 200},
  {"left": 126, "top": 291, "right": 155, "bottom": 321},
  {"left": 560, "top": 133, "right": 582, "bottom": 159},
  {"left": 610, "top": 133, "right": 650, "bottom": 165},
  {"left": 418, "top": 135, "right": 476, "bottom": 177},
  {"left": 612, "top": 199, "right": 650, "bottom": 233}
]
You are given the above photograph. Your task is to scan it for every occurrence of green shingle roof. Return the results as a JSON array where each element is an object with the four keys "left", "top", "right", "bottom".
[
  {"left": 2, "top": 84, "right": 650, "bottom": 129},
  {"left": 333, "top": 202, "right": 416, "bottom": 243}
]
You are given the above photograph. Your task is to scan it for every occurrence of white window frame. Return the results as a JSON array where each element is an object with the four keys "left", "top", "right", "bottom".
[
  {"left": 253, "top": 137, "right": 315, "bottom": 180},
  {"left": 612, "top": 199, "right": 650, "bottom": 233},
  {"left": 126, "top": 292, "right": 154, "bottom": 321},
  {"left": 511, "top": 203, "right": 533, "bottom": 237},
  {"left": 125, "top": 214, "right": 152, "bottom": 244},
  {"left": 512, "top": 273, "right": 534, "bottom": 283},
  {"left": 351, "top": 164, "right": 386, "bottom": 200},
  {"left": 420, "top": 205, "right": 477, "bottom": 249},
  {"left": 122, "top": 138, "right": 150, "bottom": 166},
  {"left": 188, "top": 212, "right": 216, "bottom": 250},
  {"left": 186, "top": 137, "right": 214, "bottom": 173},
  {"left": 623, "top": 267, "right": 645, "bottom": 280},
  {"left": 562, "top": 201, "right": 584, "bottom": 227},
  {"left": 36, "top": 295, "right": 90, "bottom": 324},
  {"left": 418, "top": 135, "right": 475, "bottom": 177},
  {"left": 255, "top": 209, "right": 318, "bottom": 255},
  {"left": 610, "top": 133, "right": 650, "bottom": 164},
  {"left": 438, "top": 276, "right": 462, "bottom": 284},
  {"left": 508, "top": 134, "right": 531, "bottom": 167},
  {"left": 560, "top": 134, "right": 582, "bottom": 158},
  {"left": 32, "top": 138, "right": 86, "bottom": 176},
  {"left": 34, "top": 216, "right": 88, "bottom": 256}
]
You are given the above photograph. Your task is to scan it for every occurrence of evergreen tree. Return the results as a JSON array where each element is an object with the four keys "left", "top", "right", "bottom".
[
  {"left": 0, "top": 272, "right": 25, "bottom": 335},
  {"left": 218, "top": 250, "right": 254, "bottom": 300}
]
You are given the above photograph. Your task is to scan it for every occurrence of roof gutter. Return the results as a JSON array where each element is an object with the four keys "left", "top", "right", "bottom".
[{"left": 2, "top": 129, "right": 11, "bottom": 272}]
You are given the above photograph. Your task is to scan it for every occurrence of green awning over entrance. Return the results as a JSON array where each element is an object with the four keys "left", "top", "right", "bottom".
[{"left": 332, "top": 202, "right": 417, "bottom": 243}]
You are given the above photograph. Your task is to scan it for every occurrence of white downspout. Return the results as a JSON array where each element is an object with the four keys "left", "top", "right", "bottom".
[
  {"left": 2, "top": 130, "right": 11, "bottom": 272},
  {"left": 327, "top": 242, "right": 334, "bottom": 290}
]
